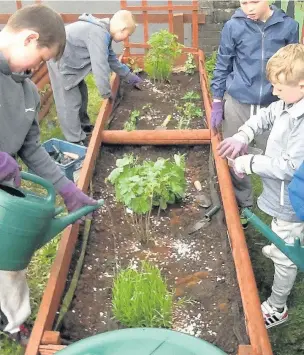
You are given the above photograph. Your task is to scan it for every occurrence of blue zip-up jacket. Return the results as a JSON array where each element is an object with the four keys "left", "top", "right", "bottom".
[{"left": 211, "top": 6, "right": 299, "bottom": 106}]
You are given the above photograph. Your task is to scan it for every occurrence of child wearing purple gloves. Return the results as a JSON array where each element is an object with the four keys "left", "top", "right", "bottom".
[
  {"left": 210, "top": 0, "right": 298, "bottom": 227},
  {"left": 48, "top": 10, "right": 142, "bottom": 145},
  {"left": 0, "top": 5, "right": 97, "bottom": 345}
]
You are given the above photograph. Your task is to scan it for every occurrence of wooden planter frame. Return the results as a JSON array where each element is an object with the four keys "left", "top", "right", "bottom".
[{"left": 2, "top": 2, "right": 272, "bottom": 355}]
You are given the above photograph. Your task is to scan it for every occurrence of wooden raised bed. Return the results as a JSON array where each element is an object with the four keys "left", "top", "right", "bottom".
[{"left": 2, "top": 1, "right": 273, "bottom": 355}]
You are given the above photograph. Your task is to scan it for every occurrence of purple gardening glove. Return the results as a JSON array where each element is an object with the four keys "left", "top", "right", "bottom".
[
  {"left": 126, "top": 72, "right": 143, "bottom": 87},
  {"left": 0, "top": 152, "right": 21, "bottom": 187},
  {"left": 217, "top": 137, "right": 248, "bottom": 159},
  {"left": 211, "top": 101, "right": 224, "bottom": 130},
  {"left": 58, "top": 181, "right": 98, "bottom": 224}
]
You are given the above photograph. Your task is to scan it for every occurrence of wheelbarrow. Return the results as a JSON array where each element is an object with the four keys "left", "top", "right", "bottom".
[{"left": 243, "top": 208, "right": 304, "bottom": 271}]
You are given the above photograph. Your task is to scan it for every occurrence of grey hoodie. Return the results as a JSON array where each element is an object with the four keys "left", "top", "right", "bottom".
[
  {"left": 55, "top": 14, "right": 130, "bottom": 98},
  {"left": 238, "top": 98, "right": 304, "bottom": 222},
  {"left": 0, "top": 53, "right": 68, "bottom": 190}
]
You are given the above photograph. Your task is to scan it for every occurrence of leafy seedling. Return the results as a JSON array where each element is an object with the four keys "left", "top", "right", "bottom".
[
  {"left": 123, "top": 110, "right": 141, "bottom": 131},
  {"left": 184, "top": 53, "right": 196, "bottom": 75},
  {"left": 107, "top": 153, "right": 186, "bottom": 243}
]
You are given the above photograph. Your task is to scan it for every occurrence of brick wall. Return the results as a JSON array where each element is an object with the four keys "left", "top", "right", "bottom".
[{"left": 199, "top": 0, "right": 240, "bottom": 55}]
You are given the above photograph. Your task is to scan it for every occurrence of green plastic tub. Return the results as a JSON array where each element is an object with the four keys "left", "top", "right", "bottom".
[{"left": 57, "top": 328, "right": 227, "bottom": 355}]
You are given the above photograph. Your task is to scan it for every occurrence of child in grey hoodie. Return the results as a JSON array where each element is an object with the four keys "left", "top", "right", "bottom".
[
  {"left": 218, "top": 44, "right": 304, "bottom": 329},
  {"left": 0, "top": 4, "right": 98, "bottom": 345},
  {"left": 48, "top": 10, "right": 142, "bottom": 144}
]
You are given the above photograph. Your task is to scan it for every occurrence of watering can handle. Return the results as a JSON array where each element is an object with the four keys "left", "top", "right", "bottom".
[{"left": 21, "top": 172, "right": 56, "bottom": 204}]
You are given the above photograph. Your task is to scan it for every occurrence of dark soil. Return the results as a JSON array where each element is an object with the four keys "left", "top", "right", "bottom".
[{"left": 61, "top": 73, "right": 248, "bottom": 355}]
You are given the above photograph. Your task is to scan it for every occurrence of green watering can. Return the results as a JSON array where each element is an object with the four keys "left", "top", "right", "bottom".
[
  {"left": 57, "top": 328, "right": 228, "bottom": 355},
  {"left": 0, "top": 172, "right": 103, "bottom": 271},
  {"left": 243, "top": 208, "right": 304, "bottom": 271}
]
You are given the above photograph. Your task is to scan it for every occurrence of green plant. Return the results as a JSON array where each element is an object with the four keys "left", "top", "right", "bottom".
[
  {"left": 144, "top": 30, "right": 183, "bottom": 82},
  {"left": 176, "top": 102, "right": 202, "bottom": 129},
  {"left": 182, "top": 91, "right": 200, "bottom": 101},
  {"left": 184, "top": 53, "right": 196, "bottom": 75},
  {"left": 112, "top": 261, "right": 174, "bottom": 328},
  {"left": 205, "top": 51, "right": 217, "bottom": 84},
  {"left": 107, "top": 154, "right": 186, "bottom": 242},
  {"left": 124, "top": 110, "right": 140, "bottom": 131}
]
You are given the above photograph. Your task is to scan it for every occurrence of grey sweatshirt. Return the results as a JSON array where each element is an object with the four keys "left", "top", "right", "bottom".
[
  {"left": 238, "top": 98, "right": 304, "bottom": 222},
  {"left": 0, "top": 53, "right": 69, "bottom": 190},
  {"left": 55, "top": 14, "right": 130, "bottom": 98}
]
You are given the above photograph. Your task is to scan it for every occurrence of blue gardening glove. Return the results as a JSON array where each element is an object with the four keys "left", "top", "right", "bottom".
[
  {"left": 58, "top": 181, "right": 98, "bottom": 224},
  {"left": 0, "top": 152, "right": 21, "bottom": 187},
  {"left": 217, "top": 134, "right": 249, "bottom": 159},
  {"left": 211, "top": 101, "right": 224, "bottom": 130},
  {"left": 125, "top": 72, "right": 143, "bottom": 87}
]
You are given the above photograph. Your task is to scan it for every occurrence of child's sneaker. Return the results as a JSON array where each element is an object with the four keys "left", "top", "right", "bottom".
[
  {"left": 261, "top": 300, "right": 288, "bottom": 329},
  {"left": 8, "top": 324, "right": 30, "bottom": 347}
]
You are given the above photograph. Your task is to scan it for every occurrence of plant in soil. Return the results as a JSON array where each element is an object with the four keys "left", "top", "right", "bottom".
[
  {"left": 176, "top": 101, "right": 202, "bottom": 129},
  {"left": 182, "top": 91, "right": 200, "bottom": 102},
  {"left": 144, "top": 30, "right": 183, "bottom": 82},
  {"left": 107, "top": 153, "right": 186, "bottom": 243},
  {"left": 123, "top": 109, "right": 141, "bottom": 131},
  {"left": 184, "top": 53, "right": 196, "bottom": 75},
  {"left": 205, "top": 51, "right": 217, "bottom": 85},
  {"left": 112, "top": 261, "right": 174, "bottom": 328}
]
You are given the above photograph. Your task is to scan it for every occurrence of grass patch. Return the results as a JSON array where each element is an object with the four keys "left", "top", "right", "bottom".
[{"left": 112, "top": 261, "right": 174, "bottom": 328}]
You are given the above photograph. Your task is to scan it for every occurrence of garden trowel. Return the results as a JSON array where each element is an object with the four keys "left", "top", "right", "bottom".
[
  {"left": 155, "top": 114, "right": 172, "bottom": 130},
  {"left": 187, "top": 205, "right": 221, "bottom": 234}
]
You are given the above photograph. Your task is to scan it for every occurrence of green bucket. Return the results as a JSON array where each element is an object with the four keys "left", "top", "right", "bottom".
[{"left": 57, "top": 328, "right": 227, "bottom": 355}]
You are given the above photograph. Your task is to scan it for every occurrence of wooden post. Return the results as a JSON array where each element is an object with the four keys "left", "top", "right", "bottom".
[
  {"left": 173, "top": 14, "right": 184, "bottom": 44},
  {"left": 41, "top": 331, "right": 61, "bottom": 345},
  {"left": 238, "top": 345, "right": 253, "bottom": 355}
]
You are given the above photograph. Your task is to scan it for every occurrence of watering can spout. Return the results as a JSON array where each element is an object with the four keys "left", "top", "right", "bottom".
[{"left": 44, "top": 199, "right": 104, "bottom": 243}]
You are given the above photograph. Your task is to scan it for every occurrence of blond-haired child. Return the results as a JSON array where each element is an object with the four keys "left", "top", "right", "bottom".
[
  {"left": 48, "top": 10, "right": 142, "bottom": 144},
  {"left": 218, "top": 44, "right": 304, "bottom": 328}
]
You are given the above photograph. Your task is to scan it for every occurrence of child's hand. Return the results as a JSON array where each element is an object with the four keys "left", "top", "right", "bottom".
[
  {"left": 234, "top": 154, "right": 254, "bottom": 176},
  {"left": 217, "top": 136, "right": 248, "bottom": 159},
  {"left": 0, "top": 152, "right": 21, "bottom": 187},
  {"left": 58, "top": 181, "right": 98, "bottom": 223},
  {"left": 126, "top": 72, "right": 143, "bottom": 87},
  {"left": 211, "top": 101, "right": 224, "bottom": 130}
]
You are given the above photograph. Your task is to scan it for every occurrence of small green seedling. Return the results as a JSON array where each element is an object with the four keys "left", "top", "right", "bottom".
[
  {"left": 184, "top": 53, "right": 196, "bottom": 75},
  {"left": 182, "top": 91, "right": 200, "bottom": 102},
  {"left": 124, "top": 110, "right": 141, "bottom": 131},
  {"left": 176, "top": 102, "right": 202, "bottom": 129}
]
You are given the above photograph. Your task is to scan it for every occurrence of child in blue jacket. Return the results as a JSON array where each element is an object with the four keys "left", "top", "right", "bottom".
[{"left": 210, "top": 0, "right": 299, "bottom": 226}]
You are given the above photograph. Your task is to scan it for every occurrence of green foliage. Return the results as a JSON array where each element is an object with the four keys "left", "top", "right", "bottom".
[
  {"left": 124, "top": 110, "right": 141, "bottom": 131},
  {"left": 205, "top": 51, "right": 217, "bottom": 84},
  {"left": 107, "top": 154, "right": 186, "bottom": 214},
  {"left": 182, "top": 91, "right": 200, "bottom": 101},
  {"left": 176, "top": 102, "right": 202, "bottom": 129},
  {"left": 185, "top": 53, "right": 196, "bottom": 75},
  {"left": 0, "top": 334, "right": 24, "bottom": 355},
  {"left": 144, "top": 30, "right": 183, "bottom": 82},
  {"left": 184, "top": 53, "right": 196, "bottom": 75},
  {"left": 112, "top": 261, "right": 174, "bottom": 328}
]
